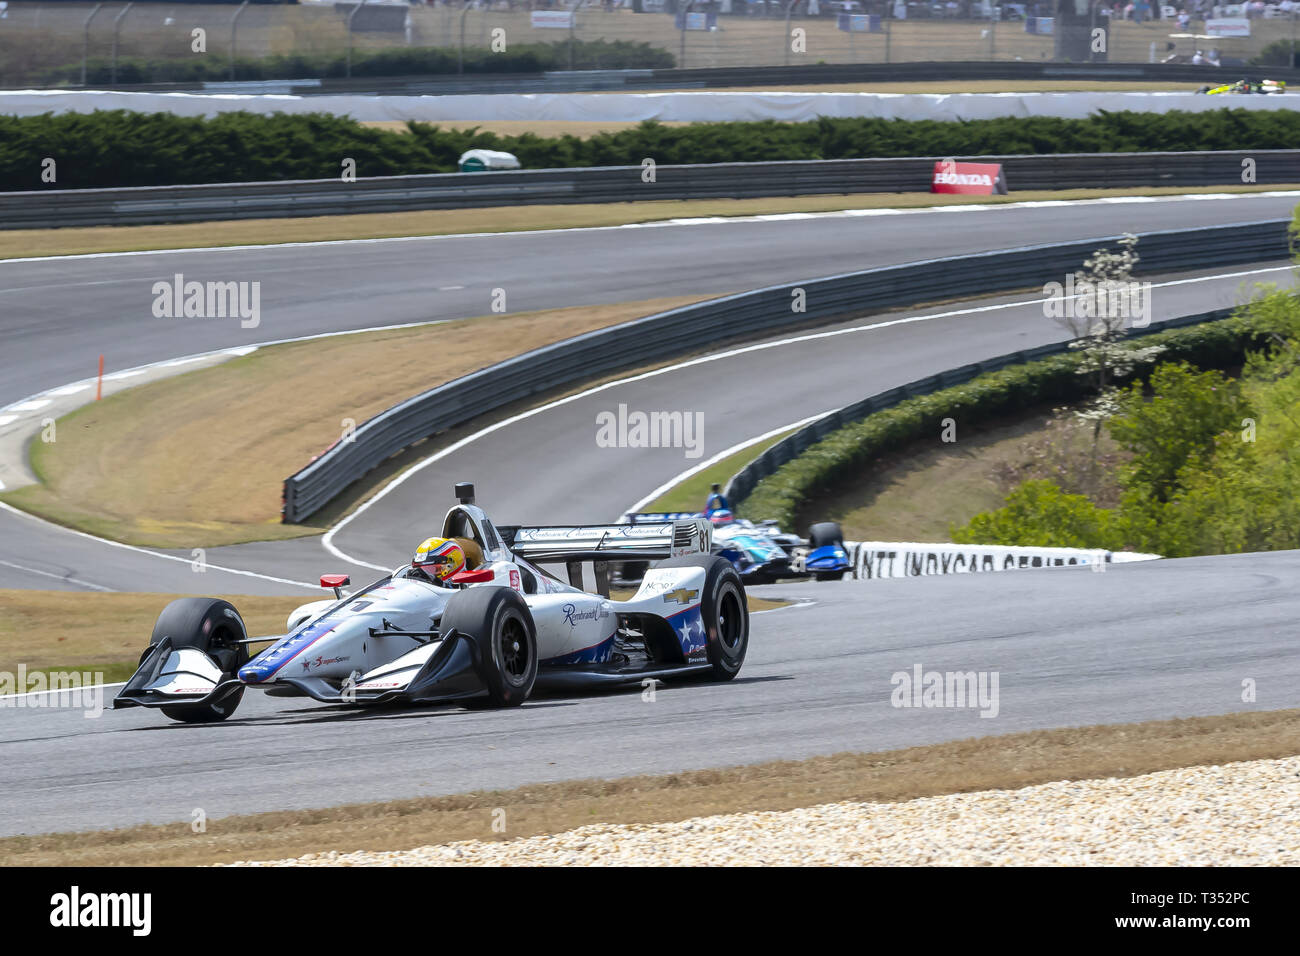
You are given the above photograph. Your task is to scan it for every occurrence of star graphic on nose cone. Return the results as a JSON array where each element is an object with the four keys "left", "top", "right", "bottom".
[
  {"left": 675, "top": 615, "right": 706, "bottom": 651},
  {"left": 302, "top": 658, "right": 312, "bottom": 672},
  {"left": 689, "top": 619, "right": 706, "bottom": 645}
]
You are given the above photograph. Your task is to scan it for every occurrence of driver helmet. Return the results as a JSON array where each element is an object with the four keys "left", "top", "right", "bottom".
[
  {"left": 708, "top": 509, "right": 735, "bottom": 526},
  {"left": 412, "top": 536, "right": 466, "bottom": 581}
]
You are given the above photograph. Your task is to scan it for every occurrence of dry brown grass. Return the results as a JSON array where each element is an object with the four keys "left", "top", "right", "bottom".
[
  {"left": 7, "top": 184, "right": 1295, "bottom": 261},
  {"left": 5, "top": 707, "right": 1297, "bottom": 866},
  {"left": 801, "top": 404, "right": 1128, "bottom": 542},
  {"left": 0, "top": 590, "right": 305, "bottom": 682},
  {"left": 807, "top": 407, "right": 1060, "bottom": 542},
  {"left": 3, "top": 295, "right": 709, "bottom": 548}
]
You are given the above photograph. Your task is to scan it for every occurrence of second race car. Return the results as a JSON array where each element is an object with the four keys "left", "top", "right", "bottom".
[{"left": 623, "top": 508, "right": 853, "bottom": 583}]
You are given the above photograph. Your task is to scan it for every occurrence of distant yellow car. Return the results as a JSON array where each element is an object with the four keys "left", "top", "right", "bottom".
[{"left": 1197, "top": 79, "right": 1287, "bottom": 95}]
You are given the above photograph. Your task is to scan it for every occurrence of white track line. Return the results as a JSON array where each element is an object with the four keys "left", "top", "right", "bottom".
[
  {"left": 0, "top": 681, "right": 125, "bottom": 701},
  {"left": 621, "top": 413, "right": 834, "bottom": 518},
  {"left": 3, "top": 192, "right": 1296, "bottom": 265},
  {"left": 751, "top": 600, "right": 816, "bottom": 615},
  {"left": 0, "top": 319, "right": 450, "bottom": 417},
  {"left": 0, "top": 501, "right": 319, "bottom": 590},
  {"left": 325, "top": 263, "right": 1294, "bottom": 571},
  {"left": 1, "top": 265, "right": 1289, "bottom": 584}
]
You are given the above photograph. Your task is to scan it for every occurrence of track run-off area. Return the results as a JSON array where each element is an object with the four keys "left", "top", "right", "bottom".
[{"left": 1, "top": 191, "right": 1298, "bottom": 835}]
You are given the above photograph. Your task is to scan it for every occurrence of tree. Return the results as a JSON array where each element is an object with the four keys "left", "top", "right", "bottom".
[
  {"left": 1107, "top": 362, "right": 1249, "bottom": 502},
  {"left": 1050, "top": 233, "right": 1165, "bottom": 483}
]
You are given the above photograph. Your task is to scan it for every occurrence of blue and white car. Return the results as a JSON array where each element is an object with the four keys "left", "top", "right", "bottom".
[
  {"left": 624, "top": 511, "right": 853, "bottom": 583},
  {"left": 114, "top": 484, "right": 748, "bottom": 724}
]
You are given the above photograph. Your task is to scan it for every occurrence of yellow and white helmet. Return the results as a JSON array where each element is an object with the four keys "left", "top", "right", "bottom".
[{"left": 412, "top": 536, "right": 466, "bottom": 582}]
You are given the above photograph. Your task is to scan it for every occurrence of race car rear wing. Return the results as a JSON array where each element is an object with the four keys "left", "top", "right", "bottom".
[
  {"left": 498, "top": 519, "right": 711, "bottom": 594},
  {"left": 498, "top": 519, "right": 711, "bottom": 565},
  {"left": 623, "top": 511, "right": 703, "bottom": 523}
]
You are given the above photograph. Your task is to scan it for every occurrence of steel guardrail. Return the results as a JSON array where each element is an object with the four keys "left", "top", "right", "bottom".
[
  {"left": 58, "top": 60, "right": 1300, "bottom": 96},
  {"left": 723, "top": 306, "right": 1242, "bottom": 505},
  {"left": 280, "top": 218, "right": 1290, "bottom": 522},
  {"left": 4, "top": 151, "right": 1298, "bottom": 229}
]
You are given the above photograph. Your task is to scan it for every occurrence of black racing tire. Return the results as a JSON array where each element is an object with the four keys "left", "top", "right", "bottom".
[
  {"left": 651, "top": 554, "right": 748, "bottom": 681},
  {"left": 807, "top": 521, "right": 845, "bottom": 548},
  {"left": 441, "top": 586, "right": 538, "bottom": 708},
  {"left": 149, "top": 598, "right": 248, "bottom": 724},
  {"left": 815, "top": 570, "right": 847, "bottom": 582}
]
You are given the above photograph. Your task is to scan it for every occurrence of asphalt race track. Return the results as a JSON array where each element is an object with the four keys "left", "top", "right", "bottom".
[
  {"left": 1, "top": 193, "right": 1298, "bottom": 834},
  {"left": 3, "top": 550, "right": 1298, "bottom": 835},
  {"left": 3, "top": 194, "right": 1296, "bottom": 408}
]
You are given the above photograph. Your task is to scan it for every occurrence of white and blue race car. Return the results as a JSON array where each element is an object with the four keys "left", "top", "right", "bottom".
[
  {"left": 623, "top": 510, "right": 852, "bottom": 583},
  {"left": 114, "top": 483, "right": 748, "bottom": 724}
]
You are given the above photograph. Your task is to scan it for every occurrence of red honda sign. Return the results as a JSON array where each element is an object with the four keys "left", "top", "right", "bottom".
[{"left": 931, "top": 161, "right": 1008, "bottom": 196}]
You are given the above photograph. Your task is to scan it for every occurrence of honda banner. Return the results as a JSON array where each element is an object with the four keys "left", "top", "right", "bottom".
[{"left": 931, "top": 161, "right": 1008, "bottom": 196}]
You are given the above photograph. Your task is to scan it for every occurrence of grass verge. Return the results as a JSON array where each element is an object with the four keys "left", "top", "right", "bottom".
[
  {"left": 802, "top": 404, "right": 1122, "bottom": 542},
  {"left": 645, "top": 429, "right": 798, "bottom": 514},
  {"left": 4, "top": 707, "right": 1296, "bottom": 866},
  {"left": 0, "top": 590, "right": 306, "bottom": 678},
  {"left": 6, "top": 184, "right": 1294, "bottom": 261},
  {"left": 1, "top": 295, "right": 710, "bottom": 548},
  {"left": 739, "top": 313, "right": 1261, "bottom": 531}
]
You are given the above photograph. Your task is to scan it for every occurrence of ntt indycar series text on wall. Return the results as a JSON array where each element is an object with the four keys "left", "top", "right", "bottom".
[{"left": 113, "top": 483, "right": 748, "bottom": 724}]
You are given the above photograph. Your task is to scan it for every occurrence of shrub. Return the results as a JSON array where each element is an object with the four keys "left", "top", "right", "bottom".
[
  {"left": 949, "top": 480, "right": 1124, "bottom": 550},
  {"left": 737, "top": 312, "right": 1266, "bottom": 532},
  {"left": 40, "top": 40, "right": 675, "bottom": 87},
  {"left": 1107, "top": 363, "right": 1249, "bottom": 501},
  {"left": 4, "top": 107, "right": 1298, "bottom": 190}
]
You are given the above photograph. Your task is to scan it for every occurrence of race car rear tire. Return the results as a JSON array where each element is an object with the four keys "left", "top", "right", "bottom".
[
  {"left": 807, "top": 521, "right": 845, "bottom": 548},
  {"left": 441, "top": 586, "right": 538, "bottom": 708},
  {"left": 149, "top": 598, "right": 249, "bottom": 724},
  {"left": 652, "top": 554, "right": 748, "bottom": 681}
]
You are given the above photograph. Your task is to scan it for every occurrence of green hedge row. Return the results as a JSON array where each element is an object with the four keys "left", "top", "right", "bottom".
[
  {"left": 735, "top": 316, "right": 1265, "bottom": 531},
  {"left": 5, "top": 107, "right": 1300, "bottom": 190},
  {"left": 46, "top": 40, "right": 674, "bottom": 86}
]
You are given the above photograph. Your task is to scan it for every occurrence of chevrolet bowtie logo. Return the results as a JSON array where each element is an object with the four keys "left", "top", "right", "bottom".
[{"left": 664, "top": 587, "right": 698, "bottom": 605}]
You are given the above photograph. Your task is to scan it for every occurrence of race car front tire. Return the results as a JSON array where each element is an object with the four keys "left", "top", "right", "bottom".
[
  {"left": 441, "top": 586, "right": 538, "bottom": 707},
  {"left": 148, "top": 597, "right": 249, "bottom": 723},
  {"left": 652, "top": 554, "right": 748, "bottom": 681}
]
